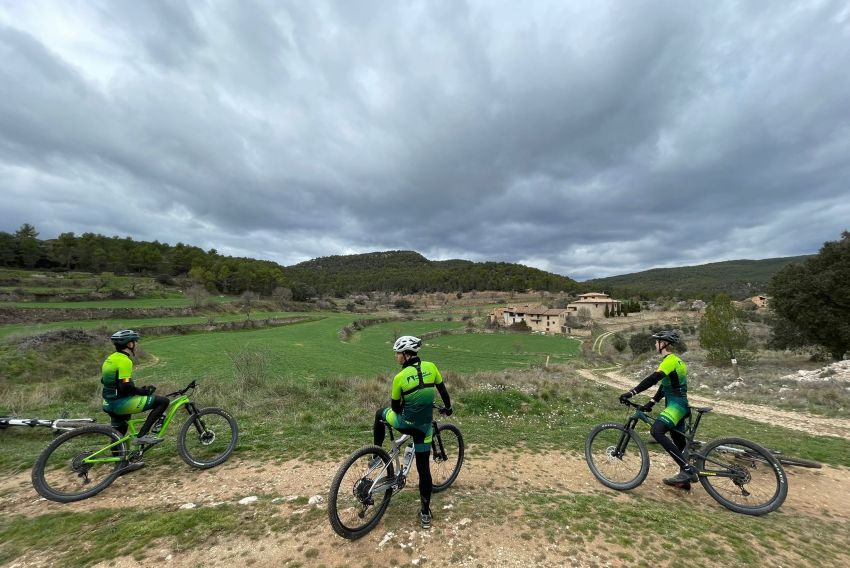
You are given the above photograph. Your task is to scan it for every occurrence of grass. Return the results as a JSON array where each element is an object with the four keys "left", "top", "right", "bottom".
[
  {"left": 0, "top": 311, "right": 310, "bottom": 340},
  {"left": 0, "top": 297, "right": 236, "bottom": 309}
]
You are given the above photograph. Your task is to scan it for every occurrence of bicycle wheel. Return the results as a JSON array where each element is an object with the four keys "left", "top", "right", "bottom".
[
  {"left": 585, "top": 423, "right": 649, "bottom": 491},
  {"left": 31, "top": 424, "right": 126, "bottom": 503},
  {"left": 431, "top": 423, "right": 464, "bottom": 493},
  {"left": 695, "top": 437, "right": 788, "bottom": 516},
  {"left": 328, "top": 445, "right": 394, "bottom": 540},
  {"left": 177, "top": 407, "right": 238, "bottom": 469},
  {"left": 764, "top": 452, "right": 822, "bottom": 469}
]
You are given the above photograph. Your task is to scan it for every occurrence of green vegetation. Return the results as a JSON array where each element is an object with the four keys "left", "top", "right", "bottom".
[
  {"left": 768, "top": 231, "right": 850, "bottom": 360},
  {"left": 699, "top": 294, "right": 755, "bottom": 366},
  {"left": 286, "top": 250, "right": 578, "bottom": 295},
  {"left": 586, "top": 255, "right": 811, "bottom": 300}
]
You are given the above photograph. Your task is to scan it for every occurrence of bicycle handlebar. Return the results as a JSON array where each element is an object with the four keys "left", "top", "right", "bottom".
[{"left": 164, "top": 380, "right": 197, "bottom": 398}]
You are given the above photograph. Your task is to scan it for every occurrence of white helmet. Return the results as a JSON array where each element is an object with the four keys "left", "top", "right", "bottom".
[{"left": 393, "top": 335, "right": 422, "bottom": 353}]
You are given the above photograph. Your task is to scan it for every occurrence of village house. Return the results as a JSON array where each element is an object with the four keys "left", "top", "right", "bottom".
[
  {"left": 489, "top": 292, "right": 624, "bottom": 335},
  {"left": 564, "top": 292, "right": 622, "bottom": 319},
  {"left": 496, "top": 304, "right": 565, "bottom": 335},
  {"left": 750, "top": 295, "right": 769, "bottom": 309}
]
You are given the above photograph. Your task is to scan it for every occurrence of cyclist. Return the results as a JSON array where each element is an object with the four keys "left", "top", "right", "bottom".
[
  {"left": 101, "top": 330, "right": 169, "bottom": 472},
  {"left": 620, "top": 330, "right": 697, "bottom": 489},
  {"left": 372, "top": 335, "right": 452, "bottom": 529}
]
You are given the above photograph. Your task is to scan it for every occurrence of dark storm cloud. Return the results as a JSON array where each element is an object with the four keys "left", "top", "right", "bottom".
[{"left": 1, "top": 1, "right": 849, "bottom": 280}]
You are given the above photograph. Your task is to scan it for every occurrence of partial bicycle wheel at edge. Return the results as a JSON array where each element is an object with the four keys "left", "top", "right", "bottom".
[
  {"left": 585, "top": 423, "right": 649, "bottom": 491},
  {"left": 32, "top": 424, "right": 126, "bottom": 503},
  {"left": 431, "top": 423, "right": 464, "bottom": 493},
  {"left": 177, "top": 407, "right": 238, "bottom": 469},
  {"left": 328, "top": 445, "right": 394, "bottom": 540},
  {"left": 695, "top": 437, "right": 788, "bottom": 516}
]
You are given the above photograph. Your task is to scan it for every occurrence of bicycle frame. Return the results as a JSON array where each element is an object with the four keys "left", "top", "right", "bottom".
[
  {"left": 367, "top": 415, "right": 448, "bottom": 495},
  {"left": 615, "top": 402, "right": 709, "bottom": 470},
  {"left": 82, "top": 384, "right": 201, "bottom": 467}
]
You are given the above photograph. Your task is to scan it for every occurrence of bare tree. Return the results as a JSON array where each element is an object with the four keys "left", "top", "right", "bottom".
[
  {"left": 187, "top": 284, "right": 212, "bottom": 309},
  {"left": 241, "top": 290, "right": 259, "bottom": 319}
]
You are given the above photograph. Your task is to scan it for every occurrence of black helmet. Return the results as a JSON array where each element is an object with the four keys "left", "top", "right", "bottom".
[
  {"left": 111, "top": 329, "right": 140, "bottom": 347},
  {"left": 651, "top": 330, "right": 680, "bottom": 345}
]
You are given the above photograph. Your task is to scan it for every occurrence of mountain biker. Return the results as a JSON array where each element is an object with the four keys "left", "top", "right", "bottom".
[
  {"left": 620, "top": 330, "right": 697, "bottom": 489},
  {"left": 372, "top": 335, "right": 453, "bottom": 529},
  {"left": 101, "top": 330, "right": 169, "bottom": 473}
]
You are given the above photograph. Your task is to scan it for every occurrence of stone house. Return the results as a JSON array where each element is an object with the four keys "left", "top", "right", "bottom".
[
  {"left": 565, "top": 292, "right": 622, "bottom": 319},
  {"left": 499, "top": 305, "right": 566, "bottom": 335}
]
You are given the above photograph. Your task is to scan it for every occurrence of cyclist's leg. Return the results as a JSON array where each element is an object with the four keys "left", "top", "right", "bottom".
[
  {"left": 136, "top": 396, "right": 168, "bottom": 438},
  {"left": 103, "top": 409, "right": 130, "bottom": 437},
  {"left": 651, "top": 405, "right": 692, "bottom": 473},
  {"left": 373, "top": 407, "right": 390, "bottom": 447},
  {"left": 400, "top": 425, "right": 433, "bottom": 517}
]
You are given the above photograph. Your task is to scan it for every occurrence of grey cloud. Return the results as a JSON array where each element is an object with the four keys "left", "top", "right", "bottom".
[{"left": 1, "top": 1, "right": 849, "bottom": 280}]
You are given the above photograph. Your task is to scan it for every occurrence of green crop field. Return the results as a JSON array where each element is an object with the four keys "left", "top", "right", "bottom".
[
  {"left": 0, "top": 297, "right": 234, "bottom": 309},
  {"left": 138, "top": 315, "right": 579, "bottom": 384},
  {"left": 0, "top": 312, "right": 309, "bottom": 340}
]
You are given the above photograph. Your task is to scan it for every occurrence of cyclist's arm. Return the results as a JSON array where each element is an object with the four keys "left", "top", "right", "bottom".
[
  {"left": 436, "top": 382, "right": 451, "bottom": 409},
  {"left": 116, "top": 378, "right": 150, "bottom": 398},
  {"left": 650, "top": 385, "right": 663, "bottom": 402},
  {"left": 391, "top": 375, "right": 403, "bottom": 413},
  {"left": 628, "top": 371, "right": 665, "bottom": 396}
]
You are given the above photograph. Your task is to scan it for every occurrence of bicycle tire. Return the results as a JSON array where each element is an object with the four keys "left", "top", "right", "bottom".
[
  {"left": 177, "top": 407, "right": 238, "bottom": 469},
  {"left": 431, "top": 423, "right": 464, "bottom": 493},
  {"left": 328, "top": 445, "right": 394, "bottom": 540},
  {"left": 695, "top": 437, "right": 788, "bottom": 516},
  {"left": 585, "top": 423, "right": 649, "bottom": 491},
  {"left": 31, "top": 424, "right": 126, "bottom": 503},
  {"left": 759, "top": 451, "right": 822, "bottom": 469}
]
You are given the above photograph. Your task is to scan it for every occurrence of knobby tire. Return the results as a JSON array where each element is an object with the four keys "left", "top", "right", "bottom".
[{"left": 176, "top": 407, "right": 238, "bottom": 469}]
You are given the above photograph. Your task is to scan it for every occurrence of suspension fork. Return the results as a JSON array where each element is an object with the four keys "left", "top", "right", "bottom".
[
  {"left": 615, "top": 417, "right": 640, "bottom": 458},
  {"left": 431, "top": 420, "right": 445, "bottom": 460},
  {"left": 184, "top": 402, "right": 205, "bottom": 434}
]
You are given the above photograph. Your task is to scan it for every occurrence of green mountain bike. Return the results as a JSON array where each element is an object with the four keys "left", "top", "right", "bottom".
[
  {"left": 585, "top": 399, "right": 788, "bottom": 516},
  {"left": 31, "top": 380, "right": 238, "bottom": 503},
  {"left": 328, "top": 406, "right": 464, "bottom": 539}
]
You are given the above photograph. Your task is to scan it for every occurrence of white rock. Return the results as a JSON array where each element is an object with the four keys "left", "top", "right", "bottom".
[
  {"left": 285, "top": 495, "right": 300, "bottom": 502},
  {"left": 442, "top": 504, "right": 454, "bottom": 510},
  {"left": 179, "top": 503, "right": 197, "bottom": 510},
  {"left": 458, "top": 518, "right": 472, "bottom": 526},
  {"left": 378, "top": 532, "right": 395, "bottom": 548},
  {"left": 308, "top": 495, "right": 324, "bottom": 505},
  {"left": 238, "top": 496, "right": 258, "bottom": 505}
]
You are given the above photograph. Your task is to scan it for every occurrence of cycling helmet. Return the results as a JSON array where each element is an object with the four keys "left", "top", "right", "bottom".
[
  {"left": 393, "top": 335, "right": 422, "bottom": 353},
  {"left": 651, "top": 330, "right": 680, "bottom": 345},
  {"left": 111, "top": 329, "right": 140, "bottom": 347}
]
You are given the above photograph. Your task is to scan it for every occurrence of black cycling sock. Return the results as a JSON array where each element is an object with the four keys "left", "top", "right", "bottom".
[{"left": 373, "top": 409, "right": 386, "bottom": 447}]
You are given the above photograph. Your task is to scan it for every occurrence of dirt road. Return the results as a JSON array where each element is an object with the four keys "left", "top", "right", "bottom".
[{"left": 578, "top": 368, "right": 850, "bottom": 441}]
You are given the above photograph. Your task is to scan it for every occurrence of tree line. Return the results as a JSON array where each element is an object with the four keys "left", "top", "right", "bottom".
[{"left": 0, "top": 224, "right": 288, "bottom": 296}]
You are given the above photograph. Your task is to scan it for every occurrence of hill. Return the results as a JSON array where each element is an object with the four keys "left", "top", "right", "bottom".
[
  {"left": 584, "top": 255, "right": 812, "bottom": 300},
  {"left": 285, "top": 250, "right": 578, "bottom": 296}
]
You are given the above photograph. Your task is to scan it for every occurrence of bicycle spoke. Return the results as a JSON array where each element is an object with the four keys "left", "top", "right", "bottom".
[
  {"left": 697, "top": 439, "right": 787, "bottom": 515},
  {"left": 328, "top": 447, "right": 394, "bottom": 539},
  {"left": 35, "top": 427, "right": 124, "bottom": 501},
  {"left": 585, "top": 424, "right": 648, "bottom": 490},
  {"left": 431, "top": 424, "right": 464, "bottom": 492}
]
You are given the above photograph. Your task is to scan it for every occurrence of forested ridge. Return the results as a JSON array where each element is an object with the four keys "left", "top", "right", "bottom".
[
  {"left": 0, "top": 225, "right": 577, "bottom": 296},
  {"left": 286, "top": 250, "right": 579, "bottom": 295},
  {"left": 585, "top": 256, "right": 813, "bottom": 300}
]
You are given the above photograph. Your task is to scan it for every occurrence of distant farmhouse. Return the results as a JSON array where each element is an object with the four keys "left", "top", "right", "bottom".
[
  {"left": 564, "top": 292, "right": 622, "bottom": 319},
  {"left": 750, "top": 295, "right": 769, "bottom": 309},
  {"left": 490, "top": 293, "right": 623, "bottom": 335}
]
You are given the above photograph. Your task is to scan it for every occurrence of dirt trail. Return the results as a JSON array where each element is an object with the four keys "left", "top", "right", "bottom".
[
  {"left": 579, "top": 368, "right": 850, "bottom": 441},
  {"left": 3, "top": 450, "right": 849, "bottom": 568}
]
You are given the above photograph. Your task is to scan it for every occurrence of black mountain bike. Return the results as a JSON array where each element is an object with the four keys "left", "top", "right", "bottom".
[
  {"left": 328, "top": 407, "right": 464, "bottom": 539},
  {"left": 585, "top": 399, "right": 788, "bottom": 516}
]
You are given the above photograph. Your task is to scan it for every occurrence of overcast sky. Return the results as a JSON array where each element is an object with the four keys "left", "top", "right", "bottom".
[{"left": 1, "top": 1, "right": 849, "bottom": 281}]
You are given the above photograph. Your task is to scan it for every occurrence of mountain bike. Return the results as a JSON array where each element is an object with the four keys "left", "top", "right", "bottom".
[
  {"left": 328, "top": 407, "right": 464, "bottom": 539},
  {"left": 585, "top": 399, "right": 787, "bottom": 516},
  {"left": 31, "top": 380, "right": 238, "bottom": 503}
]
